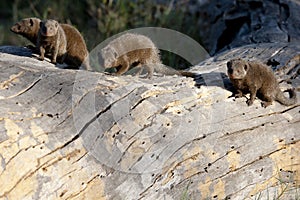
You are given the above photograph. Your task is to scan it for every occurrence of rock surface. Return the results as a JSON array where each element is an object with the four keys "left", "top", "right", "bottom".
[{"left": 0, "top": 44, "right": 299, "bottom": 199}]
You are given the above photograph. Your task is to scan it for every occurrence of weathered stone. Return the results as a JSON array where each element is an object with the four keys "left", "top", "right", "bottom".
[{"left": 0, "top": 44, "right": 298, "bottom": 199}]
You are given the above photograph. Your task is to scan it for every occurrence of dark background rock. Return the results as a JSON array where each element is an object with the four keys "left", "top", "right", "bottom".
[{"left": 195, "top": 0, "right": 300, "bottom": 55}]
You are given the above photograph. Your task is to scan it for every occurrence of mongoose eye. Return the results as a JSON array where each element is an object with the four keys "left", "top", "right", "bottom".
[{"left": 226, "top": 61, "right": 232, "bottom": 68}]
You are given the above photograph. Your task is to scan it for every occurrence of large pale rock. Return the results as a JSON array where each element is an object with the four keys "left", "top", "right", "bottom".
[{"left": 0, "top": 45, "right": 299, "bottom": 199}]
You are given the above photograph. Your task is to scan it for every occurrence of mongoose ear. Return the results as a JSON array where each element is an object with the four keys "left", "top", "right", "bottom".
[
  {"left": 30, "top": 19, "right": 34, "bottom": 26},
  {"left": 244, "top": 64, "right": 248, "bottom": 71},
  {"left": 109, "top": 47, "right": 118, "bottom": 59},
  {"left": 39, "top": 21, "right": 43, "bottom": 28},
  {"left": 55, "top": 22, "right": 58, "bottom": 28}
]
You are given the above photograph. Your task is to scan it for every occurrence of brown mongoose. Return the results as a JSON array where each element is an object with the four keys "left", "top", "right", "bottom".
[
  {"left": 10, "top": 18, "right": 91, "bottom": 70},
  {"left": 227, "top": 58, "right": 297, "bottom": 107},
  {"left": 37, "top": 19, "right": 67, "bottom": 64},
  {"left": 98, "top": 33, "right": 196, "bottom": 78}
]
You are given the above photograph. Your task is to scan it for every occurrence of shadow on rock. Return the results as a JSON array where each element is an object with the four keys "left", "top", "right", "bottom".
[{"left": 0, "top": 46, "right": 34, "bottom": 57}]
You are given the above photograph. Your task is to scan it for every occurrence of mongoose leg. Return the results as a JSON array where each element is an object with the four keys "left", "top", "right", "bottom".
[
  {"left": 39, "top": 46, "right": 45, "bottom": 61},
  {"left": 134, "top": 66, "right": 143, "bottom": 77},
  {"left": 261, "top": 93, "right": 273, "bottom": 107},
  {"left": 234, "top": 89, "right": 244, "bottom": 98},
  {"left": 115, "top": 59, "right": 130, "bottom": 76},
  {"left": 247, "top": 86, "right": 257, "bottom": 106},
  {"left": 261, "top": 100, "right": 272, "bottom": 108},
  {"left": 52, "top": 47, "right": 58, "bottom": 64},
  {"left": 144, "top": 64, "right": 154, "bottom": 79}
]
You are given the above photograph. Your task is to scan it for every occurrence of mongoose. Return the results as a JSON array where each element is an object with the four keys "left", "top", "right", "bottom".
[
  {"left": 10, "top": 18, "right": 91, "bottom": 70},
  {"left": 98, "top": 33, "right": 196, "bottom": 78},
  {"left": 227, "top": 58, "right": 297, "bottom": 107},
  {"left": 37, "top": 19, "right": 67, "bottom": 64}
]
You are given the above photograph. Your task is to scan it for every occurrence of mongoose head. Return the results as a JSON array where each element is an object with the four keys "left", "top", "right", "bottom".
[
  {"left": 227, "top": 58, "right": 249, "bottom": 79},
  {"left": 10, "top": 18, "right": 40, "bottom": 35},
  {"left": 40, "top": 19, "right": 59, "bottom": 37},
  {"left": 100, "top": 46, "right": 118, "bottom": 68}
]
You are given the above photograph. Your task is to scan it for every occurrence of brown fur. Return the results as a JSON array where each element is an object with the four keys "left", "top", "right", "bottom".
[
  {"left": 227, "top": 58, "right": 297, "bottom": 107},
  {"left": 99, "top": 33, "right": 196, "bottom": 78},
  {"left": 11, "top": 18, "right": 91, "bottom": 70},
  {"left": 60, "top": 24, "right": 91, "bottom": 70}
]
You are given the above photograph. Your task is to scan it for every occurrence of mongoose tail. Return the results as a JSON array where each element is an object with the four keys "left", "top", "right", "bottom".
[
  {"left": 154, "top": 63, "right": 197, "bottom": 78},
  {"left": 178, "top": 70, "right": 197, "bottom": 78},
  {"left": 276, "top": 88, "right": 297, "bottom": 106}
]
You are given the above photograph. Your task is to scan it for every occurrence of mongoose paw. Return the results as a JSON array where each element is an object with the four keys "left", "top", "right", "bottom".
[
  {"left": 38, "top": 56, "right": 44, "bottom": 61},
  {"left": 25, "top": 45, "right": 37, "bottom": 52},
  {"left": 246, "top": 99, "right": 254, "bottom": 106},
  {"left": 261, "top": 101, "right": 272, "bottom": 108},
  {"left": 234, "top": 93, "right": 243, "bottom": 99},
  {"left": 145, "top": 74, "right": 153, "bottom": 79},
  {"left": 51, "top": 59, "right": 57, "bottom": 64},
  {"left": 112, "top": 72, "right": 122, "bottom": 76},
  {"left": 228, "top": 93, "right": 235, "bottom": 98},
  {"left": 103, "top": 72, "right": 112, "bottom": 75}
]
